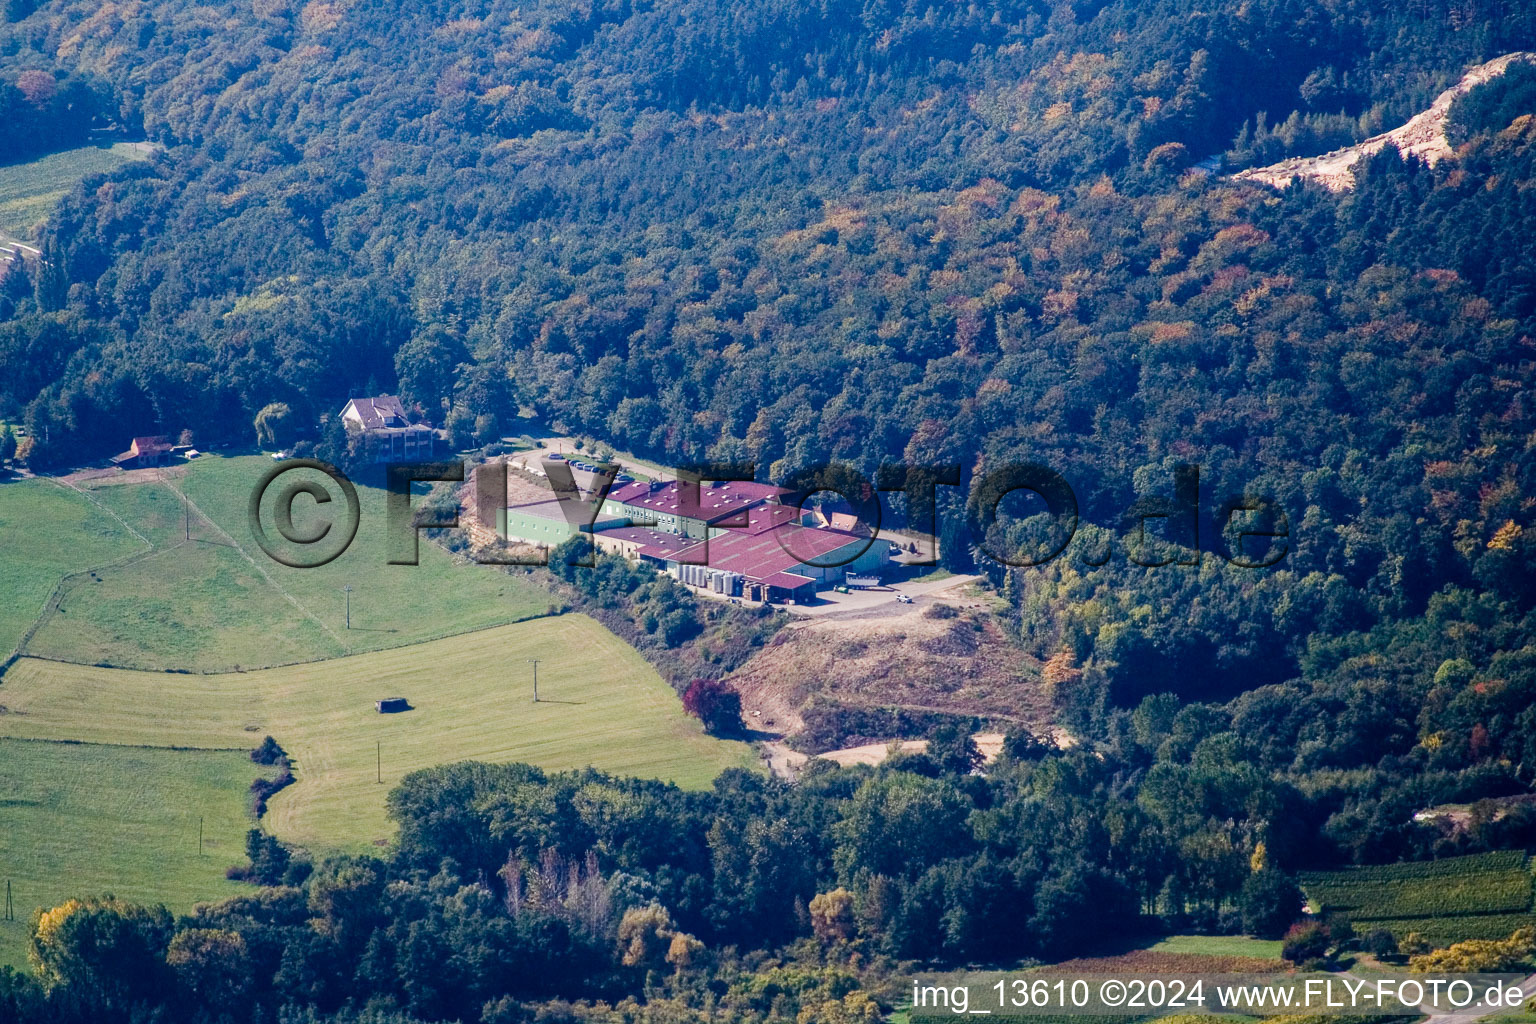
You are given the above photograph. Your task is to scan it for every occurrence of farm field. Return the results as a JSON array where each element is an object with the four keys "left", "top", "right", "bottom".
[
  {"left": 25, "top": 478, "right": 340, "bottom": 669},
  {"left": 0, "top": 738, "right": 270, "bottom": 970},
  {"left": 1299, "top": 850, "right": 1536, "bottom": 946},
  {"left": 0, "top": 142, "right": 151, "bottom": 239},
  {"left": 1143, "top": 935, "right": 1284, "bottom": 960},
  {"left": 180, "top": 455, "right": 553, "bottom": 655},
  {"left": 14, "top": 453, "right": 551, "bottom": 671},
  {"left": 0, "top": 478, "right": 145, "bottom": 660},
  {"left": 0, "top": 616, "right": 757, "bottom": 851}
]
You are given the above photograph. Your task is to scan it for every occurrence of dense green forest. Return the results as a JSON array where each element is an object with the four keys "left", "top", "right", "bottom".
[{"left": 4, "top": 0, "right": 1536, "bottom": 1019}]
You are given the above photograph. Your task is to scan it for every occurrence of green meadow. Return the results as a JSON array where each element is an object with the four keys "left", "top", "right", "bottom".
[
  {"left": 18, "top": 454, "right": 550, "bottom": 672},
  {"left": 0, "top": 478, "right": 145, "bottom": 661},
  {"left": 1, "top": 616, "right": 755, "bottom": 852},
  {"left": 0, "top": 455, "right": 754, "bottom": 959},
  {"left": 0, "top": 739, "right": 269, "bottom": 969}
]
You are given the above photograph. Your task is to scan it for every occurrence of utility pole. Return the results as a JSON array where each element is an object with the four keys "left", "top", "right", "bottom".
[
  {"left": 184, "top": 491, "right": 190, "bottom": 541},
  {"left": 198, "top": 816, "right": 204, "bottom": 856},
  {"left": 5, "top": 879, "right": 12, "bottom": 922},
  {"left": 342, "top": 584, "right": 353, "bottom": 629},
  {"left": 377, "top": 741, "right": 382, "bottom": 784},
  {"left": 527, "top": 658, "right": 541, "bottom": 702}
]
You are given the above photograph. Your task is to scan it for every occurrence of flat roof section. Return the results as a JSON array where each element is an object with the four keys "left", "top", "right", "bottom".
[
  {"left": 608, "top": 479, "right": 788, "bottom": 523},
  {"left": 671, "top": 521, "right": 870, "bottom": 582},
  {"left": 597, "top": 527, "right": 700, "bottom": 560}
]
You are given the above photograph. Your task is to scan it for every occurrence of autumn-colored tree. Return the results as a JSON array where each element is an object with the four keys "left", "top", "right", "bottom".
[
  {"left": 1409, "top": 927, "right": 1536, "bottom": 972},
  {"left": 29, "top": 897, "right": 173, "bottom": 1010},
  {"left": 681, "top": 678, "right": 743, "bottom": 735},
  {"left": 618, "top": 904, "right": 702, "bottom": 971},
  {"left": 808, "top": 888, "right": 856, "bottom": 944},
  {"left": 14, "top": 69, "right": 55, "bottom": 105}
]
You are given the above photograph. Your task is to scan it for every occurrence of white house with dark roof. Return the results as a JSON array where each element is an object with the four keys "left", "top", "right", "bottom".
[{"left": 339, "top": 395, "right": 436, "bottom": 462}]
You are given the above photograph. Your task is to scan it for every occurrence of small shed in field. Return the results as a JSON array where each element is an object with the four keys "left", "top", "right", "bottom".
[{"left": 375, "top": 697, "right": 410, "bottom": 714}]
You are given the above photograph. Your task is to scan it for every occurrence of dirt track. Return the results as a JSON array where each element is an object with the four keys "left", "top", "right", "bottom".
[
  {"left": 1234, "top": 52, "right": 1535, "bottom": 192},
  {"left": 730, "top": 590, "right": 1047, "bottom": 747}
]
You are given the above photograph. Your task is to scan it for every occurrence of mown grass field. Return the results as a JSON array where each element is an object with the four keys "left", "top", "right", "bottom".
[
  {"left": 0, "top": 143, "right": 150, "bottom": 239},
  {"left": 0, "top": 617, "right": 756, "bottom": 851},
  {"left": 0, "top": 478, "right": 145, "bottom": 660},
  {"left": 1300, "top": 850, "right": 1536, "bottom": 946},
  {"left": 0, "top": 456, "right": 754, "bottom": 971},
  {"left": 25, "top": 476, "right": 344, "bottom": 669},
  {"left": 181, "top": 455, "right": 553, "bottom": 655},
  {"left": 1143, "top": 935, "right": 1284, "bottom": 960},
  {"left": 19, "top": 454, "right": 550, "bottom": 671},
  {"left": 0, "top": 739, "right": 269, "bottom": 970}
]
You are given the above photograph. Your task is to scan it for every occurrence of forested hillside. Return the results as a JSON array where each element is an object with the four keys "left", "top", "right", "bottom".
[
  {"left": 3, "top": 0, "right": 1536, "bottom": 1019},
  {"left": 2, "top": 0, "right": 1533, "bottom": 737}
]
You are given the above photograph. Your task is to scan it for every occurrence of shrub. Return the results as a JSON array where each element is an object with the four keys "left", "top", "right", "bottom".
[
  {"left": 249, "top": 769, "right": 295, "bottom": 817},
  {"left": 1408, "top": 926, "right": 1536, "bottom": 972},
  {"left": 681, "top": 678, "right": 743, "bottom": 736},
  {"left": 1363, "top": 928, "right": 1398, "bottom": 957},
  {"left": 1282, "top": 920, "right": 1331, "bottom": 964},
  {"left": 250, "top": 736, "right": 287, "bottom": 766},
  {"left": 792, "top": 698, "right": 969, "bottom": 753}
]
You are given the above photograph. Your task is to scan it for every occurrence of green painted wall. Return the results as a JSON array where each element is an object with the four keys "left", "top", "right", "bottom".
[{"left": 498, "top": 509, "right": 629, "bottom": 545}]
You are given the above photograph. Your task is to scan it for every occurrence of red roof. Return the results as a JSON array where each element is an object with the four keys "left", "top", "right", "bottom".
[
  {"left": 759, "top": 571, "right": 817, "bottom": 591},
  {"left": 669, "top": 521, "right": 871, "bottom": 582},
  {"left": 608, "top": 479, "right": 788, "bottom": 524},
  {"left": 597, "top": 527, "right": 699, "bottom": 560},
  {"left": 737, "top": 503, "right": 804, "bottom": 534},
  {"left": 130, "top": 435, "right": 171, "bottom": 455}
]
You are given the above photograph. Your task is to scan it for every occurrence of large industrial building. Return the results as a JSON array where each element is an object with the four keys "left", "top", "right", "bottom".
[
  {"left": 497, "top": 498, "right": 629, "bottom": 546},
  {"left": 601, "top": 479, "right": 791, "bottom": 539},
  {"left": 494, "top": 474, "right": 889, "bottom": 603}
]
